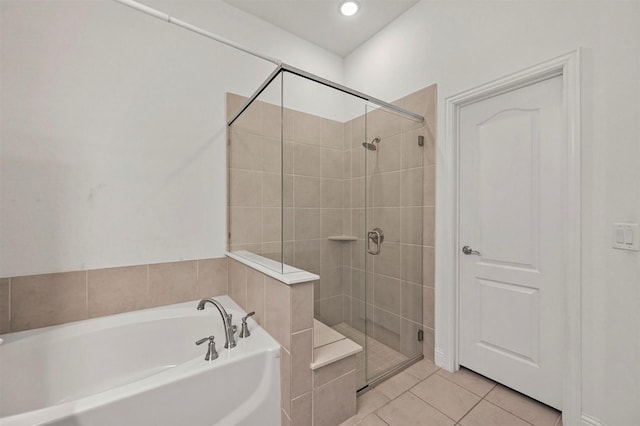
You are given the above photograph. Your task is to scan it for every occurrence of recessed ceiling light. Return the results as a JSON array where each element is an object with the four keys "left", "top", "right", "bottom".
[{"left": 340, "top": 1, "right": 359, "bottom": 17}]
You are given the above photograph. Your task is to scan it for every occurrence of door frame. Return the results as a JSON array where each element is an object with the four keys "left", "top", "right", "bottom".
[{"left": 435, "top": 50, "right": 581, "bottom": 423}]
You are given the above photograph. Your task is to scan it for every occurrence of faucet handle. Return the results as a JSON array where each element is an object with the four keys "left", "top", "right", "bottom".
[
  {"left": 239, "top": 312, "right": 255, "bottom": 339},
  {"left": 195, "top": 335, "right": 218, "bottom": 361},
  {"left": 195, "top": 335, "right": 215, "bottom": 346}
]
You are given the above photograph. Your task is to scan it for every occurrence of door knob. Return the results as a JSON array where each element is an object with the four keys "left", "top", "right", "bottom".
[{"left": 462, "top": 245, "right": 481, "bottom": 255}]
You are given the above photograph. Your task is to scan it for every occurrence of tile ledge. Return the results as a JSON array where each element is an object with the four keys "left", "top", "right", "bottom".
[
  {"left": 226, "top": 251, "right": 318, "bottom": 285},
  {"left": 313, "top": 319, "right": 345, "bottom": 349},
  {"left": 311, "top": 338, "right": 362, "bottom": 370}
]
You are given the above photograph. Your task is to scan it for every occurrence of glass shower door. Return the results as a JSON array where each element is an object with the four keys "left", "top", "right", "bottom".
[{"left": 363, "top": 104, "right": 424, "bottom": 384}]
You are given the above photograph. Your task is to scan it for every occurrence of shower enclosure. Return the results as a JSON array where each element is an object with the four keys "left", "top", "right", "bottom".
[{"left": 227, "top": 64, "right": 430, "bottom": 389}]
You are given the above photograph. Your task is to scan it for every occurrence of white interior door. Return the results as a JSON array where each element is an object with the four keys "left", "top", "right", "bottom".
[{"left": 458, "top": 75, "right": 564, "bottom": 409}]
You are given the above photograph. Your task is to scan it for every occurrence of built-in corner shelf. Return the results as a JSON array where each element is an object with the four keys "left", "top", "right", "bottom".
[{"left": 327, "top": 235, "right": 358, "bottom": 242}]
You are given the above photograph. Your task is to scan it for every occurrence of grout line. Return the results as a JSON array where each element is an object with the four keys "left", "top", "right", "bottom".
[
  {"left": 224, "top": 257, "right": 230, "bottom": 296},
  {"left": 406, "top": 388, "right": 461, "bottom": 423},
  {"left": 406, "top": 365, "right": 440, "bottom": 382},
  {"left": 370, "top": 413, "right": 392, "bottom": 426},
  {"left": 453, "top": 390, "right": 485, "bottom": 426},
  {"left": 315, "top": 368, "right": 355, "bottom": 391},
  {"left": 146, "top": 264, "right": 150, "bottom": 304},
  {"left": 434, "top": 370, "right": 497, "bottom": 399},
  {"left": 85, "top": 270, "right": 89, "bottom": 316},
  {"left": 281, "top": 408, "right": 291, "bottom": 423},
  {"left": 7, "top": 278, "right": 11, "bottom": 332},
  {"left": 481, "top": 399, "right": 536, "bottom": 426},
  {"left": 291, "top": 326, "right": 313, "bottom": 336},
  {"left": 196, "top": 259, "right": 200, "bottom": 294}
]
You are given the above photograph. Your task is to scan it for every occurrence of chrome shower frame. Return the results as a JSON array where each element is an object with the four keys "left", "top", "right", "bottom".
[{"left": 228, "top": 63, "right": 425, "bottom": 126}]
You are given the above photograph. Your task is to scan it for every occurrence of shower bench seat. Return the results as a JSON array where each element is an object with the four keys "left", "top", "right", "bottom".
[
  {"left": 312, "top": 319, "right": 362, "bottom": 369},
  {"left": 308, "top": 320, "right": 362, "bottom": 424}
]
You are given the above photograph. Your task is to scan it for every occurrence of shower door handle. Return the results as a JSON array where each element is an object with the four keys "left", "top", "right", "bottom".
[{"left": 367, "top": 228, "right": 384, "bottom": 255}]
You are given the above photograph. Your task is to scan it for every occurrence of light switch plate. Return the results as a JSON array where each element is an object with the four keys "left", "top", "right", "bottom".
[{"left": 612, "top": 223, "right": 639, "bottom": 251}]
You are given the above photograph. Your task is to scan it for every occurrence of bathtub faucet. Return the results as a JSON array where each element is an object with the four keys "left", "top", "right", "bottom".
[{"left": 196, "top": 298, "right": 237, "bottom": 349}]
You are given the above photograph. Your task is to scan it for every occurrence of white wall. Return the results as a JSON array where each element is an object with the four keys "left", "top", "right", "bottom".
[
  {"left": 0, "top": 0, "right": 344, "bottom": 277},
  {"left": 344, "top": 1, "right": 640, "bottom": 424}
]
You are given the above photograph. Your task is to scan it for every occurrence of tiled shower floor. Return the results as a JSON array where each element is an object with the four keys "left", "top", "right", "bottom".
[{"left": 332, "top": 322, "right": 409, "bottom": 388}]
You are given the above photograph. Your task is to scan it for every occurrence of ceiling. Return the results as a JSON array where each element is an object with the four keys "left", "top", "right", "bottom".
[{"left": 222, "top": 0, "right": 420, "bottom": 57}]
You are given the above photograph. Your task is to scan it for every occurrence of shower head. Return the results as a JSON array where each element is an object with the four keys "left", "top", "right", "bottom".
[{"left": 362, "top": 137, "right": 381, "bottom": 151}]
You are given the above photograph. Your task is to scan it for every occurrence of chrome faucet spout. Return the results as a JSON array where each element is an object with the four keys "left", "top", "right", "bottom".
[{"left": 196, "top": 298, "right": 237, "bottom": 349}]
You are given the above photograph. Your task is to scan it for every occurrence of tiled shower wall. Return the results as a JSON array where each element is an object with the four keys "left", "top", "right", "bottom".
[
  {"left": 342, "top": 86, "right": 437, "bottom": 360},
  {"left": 227, "top": 93, "right": 347, "bottom": 327},
  {"left": 227, "top": 93, "right": 290, "bottom": 259},
  {"left": 227, "top": 85, "right": 436, "bottom": 359}
]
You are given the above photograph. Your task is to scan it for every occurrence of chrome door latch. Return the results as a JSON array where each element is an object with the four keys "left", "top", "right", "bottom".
[{"left": 367, "top": 228, "right": 384, "bottom": 255}]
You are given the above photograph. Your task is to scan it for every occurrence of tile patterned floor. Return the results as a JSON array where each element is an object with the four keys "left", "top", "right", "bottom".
[
  {"left": 332, "top": 322, "right": 409, "bottom": 386},
  {"left": 340, "top": 360, "right": 563, "bottom": 426}
]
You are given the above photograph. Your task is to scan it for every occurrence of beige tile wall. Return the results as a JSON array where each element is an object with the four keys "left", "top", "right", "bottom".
[
  {"left": 226, "top": 257, "right": 315, "bottom": 426},
  {"left": 0, "top": 278, "right": 11, "bottom": 334},
  {"left": 227, "top": 93, "right": 347, "bottom": 327},
  {"left": 343, "top": 85, "right": 437, "bottom": 361},
  {"left": 228, "top": 85, "right": 437, "bottom": 362},
  {"left": 0, "top": 257, "right": 228, "bottom": 333},
  {"left": 226, "top": 257, "right": 357, "bottom": 426},
  {"left": 312, "top": 355, "right": 358, "bottom": 426},
  {"left": 415, "top": 85, "right": 437, "bottom": 360}
]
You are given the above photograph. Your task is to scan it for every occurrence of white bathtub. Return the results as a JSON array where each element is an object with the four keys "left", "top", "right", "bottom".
[{"left": 0, "top": 296, "right": 281, "bottom": 426}]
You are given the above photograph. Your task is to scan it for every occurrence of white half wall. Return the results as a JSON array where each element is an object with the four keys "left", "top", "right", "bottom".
[
  {"left": 344, "top": 1, "right": 640, "bottom": 424},
  {"left": 0, "top": 0, "right": 344, "bottom": 277}
]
